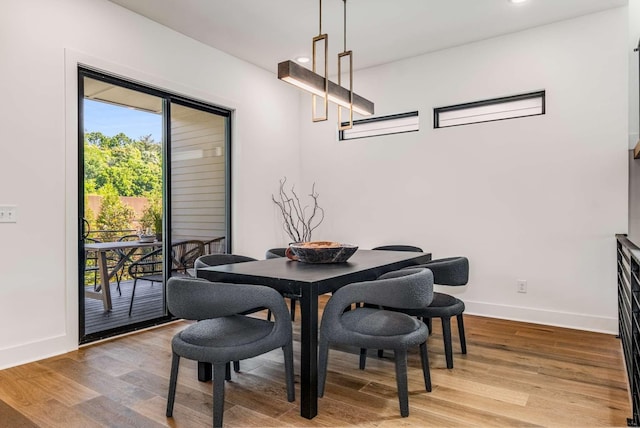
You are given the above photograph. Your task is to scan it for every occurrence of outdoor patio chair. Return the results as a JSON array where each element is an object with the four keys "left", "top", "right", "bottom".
[
  {"left": 203, "top": 236, "right": 226, "bottom": 254},
  {"left": 111, "top": 233, "right": 142, "bottom": 296},
  {"left": 84, "top": 237, "right": 101, "bottom": 290},
  {"left": 127, "top": 240, "right": 205, "bottom": 315},
  {"left": 84, "top": 237, "right": 122, "bottom": 293}
]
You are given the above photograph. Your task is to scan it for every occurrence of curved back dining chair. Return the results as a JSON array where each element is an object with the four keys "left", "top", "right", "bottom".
[
  {"left": 264, "top": 247, "right": 298, "bottom": 321},
  {"left": 403, "top": 256, "right": 469, "bottom": 369},
  {"left": 194, "top": 253, "right": 259, "bottom": 373},
  {"left": 265, "top": 247, "right": 287, "bottom": 259},
  {"left": 318, "top": 268, "right": 434, "bottom": 417},
  {"left": 166, "top": 277, "right": 295, "bottom": 428},
  {"left": 363, "top": 256, "right": 470, "bottom": 370},
  {"left": 194, "top": 254, "right": 257, "bottom": 272},
  {"left": 372, "top": 245, "right": 424, "bottom": 252}
]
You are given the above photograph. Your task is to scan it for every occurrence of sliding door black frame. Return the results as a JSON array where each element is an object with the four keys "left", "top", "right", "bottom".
[{"left": 78, "top": 66, "right": 232, "bottom": 344}]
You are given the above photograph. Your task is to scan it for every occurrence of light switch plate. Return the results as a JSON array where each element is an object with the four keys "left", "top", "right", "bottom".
[{"left": 0, "top": 205, "right": 17, "bottom": 223}]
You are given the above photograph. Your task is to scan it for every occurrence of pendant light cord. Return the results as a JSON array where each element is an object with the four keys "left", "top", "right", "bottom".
[
  {"left": 343, "top": 0, "right": 347, "bottom": 52},
  {"left": 319, "top": 0, "right": 322, "bottom": 35}
]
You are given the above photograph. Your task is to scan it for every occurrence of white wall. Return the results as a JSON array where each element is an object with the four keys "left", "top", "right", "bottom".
[
  {"left": 299, "top": 8, "right": 628, "bottom": 333},
  {"left": 0, "top": 0, "right": 629, "bottom": 370},
  {"left": 630, "top": 0, "right": 640, "bottom": 148},
  {"left": 0, "top": 0, "right": 301, "bottom": 369}
]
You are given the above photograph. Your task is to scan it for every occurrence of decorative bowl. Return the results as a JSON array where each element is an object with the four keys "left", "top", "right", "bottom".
[
  {"left": 139, "top": 234, "right": 157, "bottom": 243},
  {"left": 287, "top": 241, "right": 358, "bottom": 263}
]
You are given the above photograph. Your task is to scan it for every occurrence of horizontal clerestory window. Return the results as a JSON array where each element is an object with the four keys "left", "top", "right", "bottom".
[
  {"left": 434, "top": 90, "right": 545, "bottom": 128},
  {"left": 339, "top": 111, "right": 419, "bottom": 140}
]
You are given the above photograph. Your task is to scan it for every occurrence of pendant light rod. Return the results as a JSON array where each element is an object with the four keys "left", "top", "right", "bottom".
[
  {"left": 337, "top": 0, "right": 354, "bottom": 130},
  {"left": 319, "top": 0, "right": 322, "bottom": 34},
  {"left": 343, "top": 0, "right": 347, "bottom": 52},
  {"left": 312, "top": 0, "right": 328, "bottom": 122}
]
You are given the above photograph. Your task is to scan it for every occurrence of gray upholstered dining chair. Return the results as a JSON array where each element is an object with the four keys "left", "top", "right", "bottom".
[
  {"left": 318, "top": 268, "right": 434, "bottom": 417},
  {"left": 357, "top": 245, "right": 423, "bottom": 313},
  {"left": 404, "top": 256, "right": 469, "bottom": 369},
  {"left": 165, "top": 277, "right": 295, "bottom": 428},
  {"left": 265, "top": 247, "right": 287, "bottom": 259},
  {"left": 372, "top": 245, "right": 424, "bottom": 252},
  {"left": 194, "top": 253, "right": 259, "bottom": 374},
  {"left": 365, "top": 256, "right": 469, "bottom": 369},
  {"left": 264, "top": 247, "right": 299, "bottom": 321},
  {"left": 194, "top": 253, "right": 257, "bottom": 272}
]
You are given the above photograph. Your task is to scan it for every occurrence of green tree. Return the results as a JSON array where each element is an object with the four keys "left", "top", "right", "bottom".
[
  {"left": 84, "top": 131, "right": 162, "bottom": 198},
  {"left": 96, "top": 184, "right": 135, "bottom": 240},
  {"left": 140, "top": 196, "right": 162, "bottom": 235}
]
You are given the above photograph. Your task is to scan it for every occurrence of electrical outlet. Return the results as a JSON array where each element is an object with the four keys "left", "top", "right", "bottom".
[
  {"left": 0, "top": 205, "right": 17, "bottom": 223},
  {"left": 517, "top": 279, "right": 527, "bottom": 293}
]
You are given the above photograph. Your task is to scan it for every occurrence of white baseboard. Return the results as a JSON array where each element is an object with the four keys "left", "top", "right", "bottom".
[
  {"left": 465, "top": 300, "right": 618, "bottom": 335},
  {"left": 0, "top": 334, "right": 77, "bottom": 371}
]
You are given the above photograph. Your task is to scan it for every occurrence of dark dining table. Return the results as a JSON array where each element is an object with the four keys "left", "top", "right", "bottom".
[{"left": 196, "top": 248, "right": 432, "bottom": 419}]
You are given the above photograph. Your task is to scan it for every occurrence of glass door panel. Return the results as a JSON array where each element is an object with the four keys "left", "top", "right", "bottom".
[
  {"left": 80, "top": 72, "right": 166, "bottom": 342},
  {"left": 170, "top": 102, "right": 228, "bottom": 258},
  {"left": 79, "top": 69, "right": 231, "bottom": 344}
]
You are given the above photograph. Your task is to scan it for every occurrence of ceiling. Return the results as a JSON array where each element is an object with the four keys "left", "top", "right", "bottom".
[{"left": 108, "top": 0, "right": 627, "bottom": 73}]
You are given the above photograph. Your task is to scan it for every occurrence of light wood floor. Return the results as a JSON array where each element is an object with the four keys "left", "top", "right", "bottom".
[{"left": 0, "top": 298, "right": 631, "bottom": 427}]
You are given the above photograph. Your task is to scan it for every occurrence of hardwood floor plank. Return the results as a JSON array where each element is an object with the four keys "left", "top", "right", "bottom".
[
  {"left": 10, "top": 398, "right": 103, "bottom": 428},
  {"left": 130, "top": 395, "right": 213, "bottom": 427},
  {"left": 38, "top": 357, "right": 155, "bottom": 407},
  {"left": 73, "top": 395, "right": 165, "bottom": 428},
  {"left": 0, "top": 313, "right": 631, "bottom": 427},
  {"left": 0, "top": 398, "right": 39, "bottom": 428}
]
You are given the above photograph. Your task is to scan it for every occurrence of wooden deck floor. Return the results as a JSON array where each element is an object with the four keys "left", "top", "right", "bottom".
[
  {"left": 2, "top": 298, "right": 631, "bottom": 427},
  {"left": 84, "top": 279, "right": 166, "bottom": 335}
]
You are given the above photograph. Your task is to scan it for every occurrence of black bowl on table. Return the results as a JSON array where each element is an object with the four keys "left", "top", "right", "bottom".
[{"left": 288, "top": 242, "right": 358, "bottom": 263}]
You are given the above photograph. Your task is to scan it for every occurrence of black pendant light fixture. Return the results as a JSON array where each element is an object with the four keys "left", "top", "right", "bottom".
[{"left": 277, "top": 0, "right": 374, "bottom": 128}]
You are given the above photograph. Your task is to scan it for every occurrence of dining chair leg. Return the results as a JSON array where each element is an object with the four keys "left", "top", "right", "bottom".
[
  {"left": 233, "top": 361, "right": 240, "bottom": 372},
  {"left": 441, "top": 316, "right": 454, "bottom": 369},
  {"left": 394, "top": 349, "right": 410, "bottom": 417},
  {"left": 318, "top": 338, "right": 330, "bottom": 396},
  {"left": 457, "top": 314, "right": 467, "bottom": 354},
  {"left": 166, "top": 352, "right": 180, "bottom": 417},
  {"left": 283, "top": 343, "right": 295, "bottom": 402},
  {"left": 359, "top": 348, "right": 367, "bottom": 369},
  {"left": 225, "top": 362, "right": 231, "bottom": 381},
  {"left": 377, "top": 349, "right": 384, "bottom": 358},
  {"left": 213, "top": 364, "right": 226, "bottom": 428},
  {"left": 419, "top": 342, "right": 431, "bottom": 392},
  {"left": 290, "top": 298, "right": 296, "bottom": 321}
]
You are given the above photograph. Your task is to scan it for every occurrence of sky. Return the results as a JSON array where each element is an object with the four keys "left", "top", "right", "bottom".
[{"left": 84, "top": 99, "right": 163, "bottom": 142}]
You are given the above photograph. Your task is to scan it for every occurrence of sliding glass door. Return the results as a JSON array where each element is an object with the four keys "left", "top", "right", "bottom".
[{"left": 78, "top": 68, "right": 230, "bottom": 343}]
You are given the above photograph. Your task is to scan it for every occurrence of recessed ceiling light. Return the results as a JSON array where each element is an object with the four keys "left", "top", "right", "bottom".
[
  {"left": 509, "top": 0, "right": 528, "bottom": 3},
  {"left": 296, "top": 56, "right": 310, "bottom": 64}
]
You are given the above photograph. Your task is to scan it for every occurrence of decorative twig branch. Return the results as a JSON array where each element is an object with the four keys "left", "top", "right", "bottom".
[{"left": 272, "top": 177, "right": 325, "bottom": 243}]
